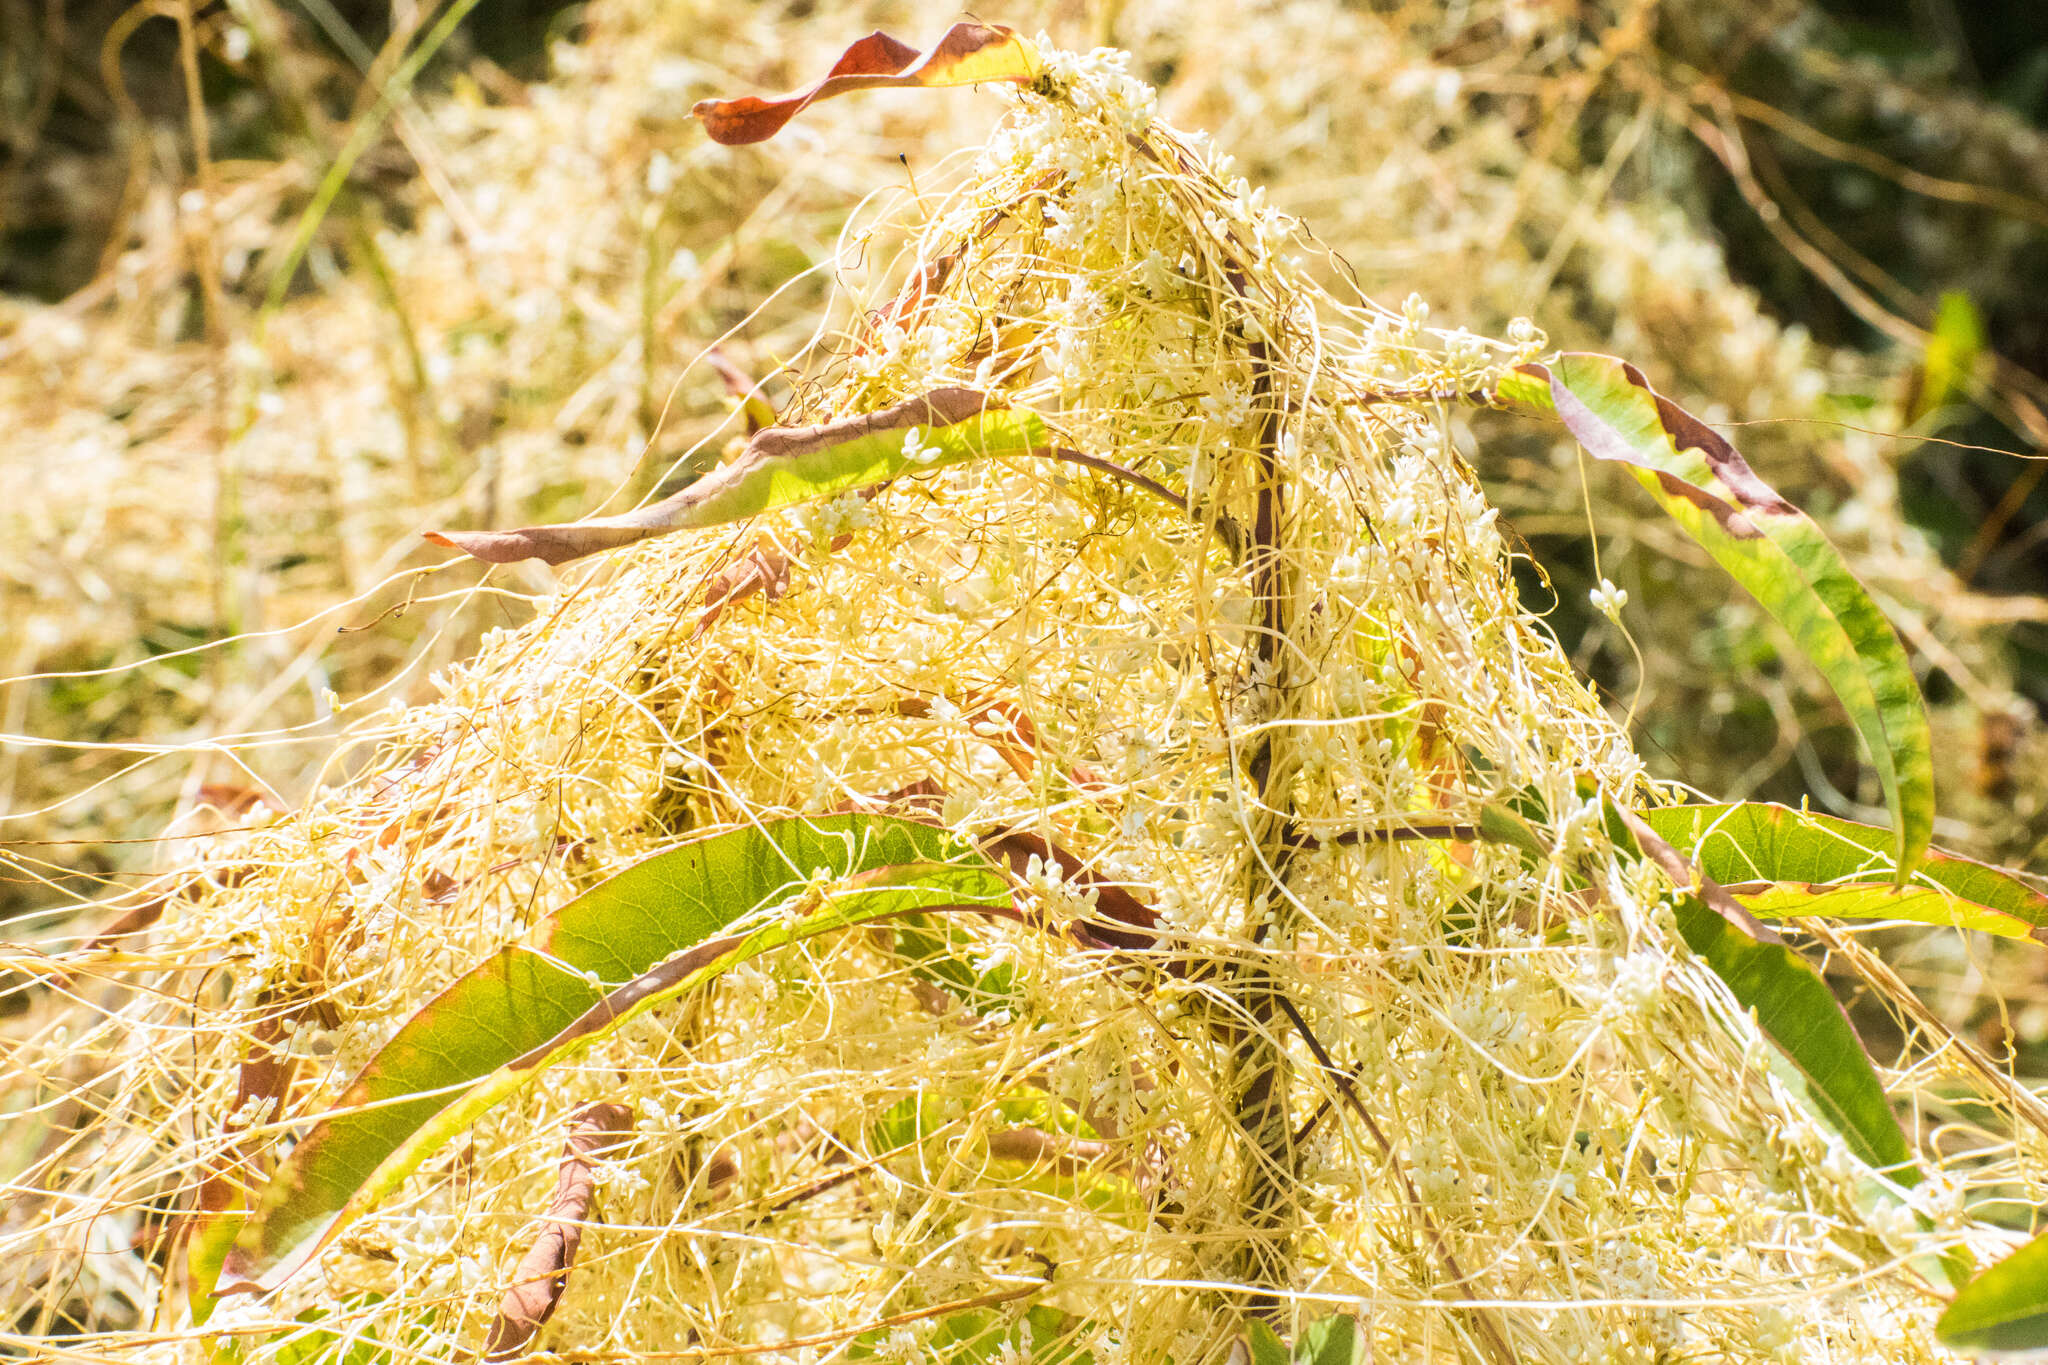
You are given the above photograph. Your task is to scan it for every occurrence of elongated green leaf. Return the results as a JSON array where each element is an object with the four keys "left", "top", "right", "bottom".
[
  {"left": 895, "top": 914, "right": 1022, "bottom": 1013},
  {"left": 222, "top": 815, "right": 1009, "bottom": 1292},
  {"left": 1641, "top": 803, "right": 2048, "bottom": 943},
  {"left": 1503, "top": 354, "right": 1934, "bottom": 876},
  {"left": 1482, "top": 795, "right": 1919, "bottom": 1184},
  {"left": 1672, "top": 893, "right": 1914, "bottom": 1180},
  {"left": 1938, "top": 1230, "right": 2048, "bottom": 1353},
  {"left": 316, "top": 886, "right": 1018, "bottom": 1300},
  {"left": 430, "top": 389, "right": 1047, "bottom": 565}
]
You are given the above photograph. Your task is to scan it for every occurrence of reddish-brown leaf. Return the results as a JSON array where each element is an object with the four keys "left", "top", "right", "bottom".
[
  {"left": 859, "top": 251, "right": 960, "bottom": 358},
  {"left": 692, "top": 537, "right": 796, "bottom": 637},
  {"left": 482, "top": 1102, "right": 635, "bottom": 1361},
  {"left": 890, "top": 694, "right": 1111, "bottom": 793},
  {"left": 86, "top": 892, "right": 170, "bottom": 952},
  {"left": 693, "top": 24, "right": 1041, "bottom": 146},
  {"left": 181, "top": 991, "right": 307, "bottom": 1309},
  {"left": 835, "top": 777, "right": 949, "bottom": 816},
  {"left": 978, "top": 830, "right": 1162, "bottom": 954},
  {"left": 983, "top": 1125, "right": 1122, "bottom": 1175}
]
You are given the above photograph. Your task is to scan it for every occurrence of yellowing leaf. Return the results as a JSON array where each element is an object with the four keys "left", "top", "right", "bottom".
[{"left": 1909, "top": 290, "right": 1985, "bottom": 423}]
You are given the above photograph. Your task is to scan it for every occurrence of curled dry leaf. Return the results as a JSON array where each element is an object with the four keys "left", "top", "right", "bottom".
[
  {"left": 429, "top": 387, "right": 1035, "bottom": 566},
  {"left": 862, "top": 250, "right": 960, "bottom": 357},
  {"left": 692, "top": 23, "right": 1042, "bottom": 147},
  {"left": 835, "top": 776, "right": 949, "bottom": 816},
  {"left": 182, "top": 991, "right": 306, "bottom": 1318},
  {"left": 891, "top": 693, "right": 1111, "bottom": 792},
  {"left": 979, "top": 829, "right": 1162, "bottom": 954},
  {"left": 481, "top": 1102, "right": 634, "bottom": 1362},
  {"left": 702, "top": 348, "right": 776, "bottom": 433},
  {"left": 692, "top": 537, "right": 795, "bottom": 638}
]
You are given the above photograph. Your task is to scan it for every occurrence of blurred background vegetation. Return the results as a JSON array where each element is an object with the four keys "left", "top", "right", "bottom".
[{"left": 2, "top": 0, "right": 2045, "bottom": 1051}]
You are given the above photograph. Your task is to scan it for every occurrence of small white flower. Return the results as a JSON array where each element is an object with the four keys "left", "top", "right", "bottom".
[
  {"left": 1589, "top": 577, "right": 1629, "bottom": 622},
  {"left": 1608, "top": 951, "right": 1665, "bottom": 1019},
  {"left": 901, "top": 427, "right": 943, "bottom": 467}
]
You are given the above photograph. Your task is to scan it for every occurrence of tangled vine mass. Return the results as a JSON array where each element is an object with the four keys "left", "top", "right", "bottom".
[{"left": 5, "top": 28, "right": 2041, "bottom": 1365}]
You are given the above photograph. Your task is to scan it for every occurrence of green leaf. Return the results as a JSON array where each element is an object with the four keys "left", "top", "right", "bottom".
[
  {"left": 1911, "top": 290, "right": 1986, "bottom": 423},
  {"left": 1295, "top": 1314, "right": 1362, "bottom": 1365},
  {"left": 1507, "top": 354, "right": 1934, "bottom": 876},
  {"left": 1247, "top": 1320, "right": 1290, "bottom": 1365},
  {"left": 1476, "top": 801, "right": 1549, "bottom": 860},
  {"left": 270, "top": 1295, "right": 416, "bottom": 1365},
  {"left": 1938, "top": 1230, "right": 2048, "bottom": 1353},
  {"left": 1671, "top": 893, "right": 1915, "bottom": 1181},
  {"left": 184, "top": 1214, "right": 240, "bottom": 1325},
  {"left": 430, "top": 389, "right": 1048, "bottom": 565},
  {"left": 1641, "top": 803, "right": 2048, "bottom": 943},
  {"left": 895, "top": 913, "right": 1022, "bottom": 1012},
  {"left": 852, "top": 1303, "right": 1089, "bottom": 1363},
  {"left": 222, "top": 815, "right": 1009, "bottom": 1292}
]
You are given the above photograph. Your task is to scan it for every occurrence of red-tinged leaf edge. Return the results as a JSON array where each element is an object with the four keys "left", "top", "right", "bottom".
[
  {"left": 218, "top": 816, "right": 1007, "bottom": 1295},
  {"left": 1611, "top": 802, "right": 1781, "bottom": 944},
  {"left": 481, "top": 1102, "right": 633, "bottom": 1361},
  {"left": 693, "top": 23, "right": 1042, "bottom": 146},
  {"left": 427, "top": 387, "right": 1017, "bottom": 566},
  {"left": 1500, "top": 353, "right": 1934, "bottom": 878},
  {"left": 1640, "top": 802, "right": 2048, "bottom": 945}
]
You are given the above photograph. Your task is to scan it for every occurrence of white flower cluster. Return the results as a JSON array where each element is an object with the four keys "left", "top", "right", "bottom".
[
  {"left": 1034, "top": 42, "right": 1158, "bottom": 137},
  {"left": 1606, "top": 950, "right": 1667, "bottom": 1020},
  {"left": 1409, "top": 1131, "right": 1461, "bottom": 1204},
  {"left": 792, "top": 488, "right": 876, "bottom": 543},
  {"left": 1045, "top": 275, "right": 1108, "bottom": 397},
  {"left": 1019, "top": 851, "right": 1100, "bottom": 918}
]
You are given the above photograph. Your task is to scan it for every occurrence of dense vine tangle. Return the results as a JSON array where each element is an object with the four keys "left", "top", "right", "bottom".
[{"left": 3, "top": 36, "right": 2025, "bottom": 1365}]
